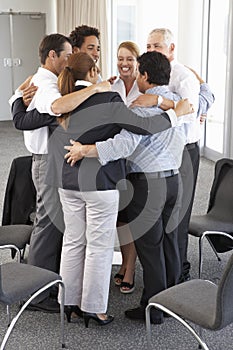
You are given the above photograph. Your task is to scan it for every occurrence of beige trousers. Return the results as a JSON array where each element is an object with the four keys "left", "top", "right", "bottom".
[{"left": 58, "top": 188, "right": 119, "bottom": 313}]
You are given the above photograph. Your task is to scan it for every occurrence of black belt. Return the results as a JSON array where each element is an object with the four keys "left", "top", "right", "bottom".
[
  {"left": 128, "top": 169, "right": 179, "bottom": 180},
  {"left": 32, "top": 153, "right": 48, "bottom": 160},
  {"left": 185, "top": 142, "right": 199, "bottom": 150}
]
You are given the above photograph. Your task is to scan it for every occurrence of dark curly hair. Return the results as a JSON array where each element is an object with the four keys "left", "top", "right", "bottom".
[
  {"left": 137, "top": 51, "right": 171, "bottom": 86},
  {"left": 69, "top": 25, "right": 100, "bottom": 48}
]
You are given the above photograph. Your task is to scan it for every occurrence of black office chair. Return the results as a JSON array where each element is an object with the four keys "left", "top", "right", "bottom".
[
  {"left": 0, "top": 225, "right": 32, "bottom": 261},
  {"left": 146, "top": 253, "right": 233, "bottom": 350},
  {"left": 2, "top": 156, "right": 36, "bottom": 226},
  {"left": 189, "top": 158, "right": 233, "bottom": 277},
  {"left": 1, "top": 156, "right": 36, "bottom": 260},
  {"left": 0, "top": 244, "right": 65, "bottom": 349}
]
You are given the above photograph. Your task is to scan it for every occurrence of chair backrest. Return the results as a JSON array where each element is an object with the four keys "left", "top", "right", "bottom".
[
  {"left": 214, "top": 253, "right": 233, "bottom": 329},
  {"left": 207, "top": 158, "right": 233, "bottom": 252},
  {"left": 208, "top": 158, "right": 233, "bottom": 219}
]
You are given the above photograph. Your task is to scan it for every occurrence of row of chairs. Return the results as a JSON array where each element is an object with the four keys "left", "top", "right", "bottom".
[
  {"left": 146, "top": 158, "right": 233, "bottom": 349},
  {"left": 0, "top": 156, "right": 232, "bottom": 348},
  {"left": 0, "top": 157, "right": 65, "bottom": 348},
  {"left": 0, "top": 244, "right": 65, "bottom": 349}
]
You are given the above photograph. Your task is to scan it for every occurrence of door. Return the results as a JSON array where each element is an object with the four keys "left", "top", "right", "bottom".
[
  {"left": 0, "top": 14, "right": 12, "bottom": 121},
  {"left": 0, "top": 12, "right": 46, "bottom": 121}
]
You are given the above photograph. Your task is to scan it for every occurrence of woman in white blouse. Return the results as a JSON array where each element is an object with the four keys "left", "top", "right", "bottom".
[{"left": 110, "top": 41, "right": 141, "bottom": 293}]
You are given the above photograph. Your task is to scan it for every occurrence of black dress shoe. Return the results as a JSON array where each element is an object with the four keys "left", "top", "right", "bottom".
[
  {"left": 125, "top": 306, "right": 164, "bottom": 324},
  {"left": 26, "top": 297, "right": 60, "bottom": 313},
  {"left": 125, "top": 306, "right": 145, "bottom": 320},
  {"left": 178, "top": 273, "right": 191, "bottom": 284}
]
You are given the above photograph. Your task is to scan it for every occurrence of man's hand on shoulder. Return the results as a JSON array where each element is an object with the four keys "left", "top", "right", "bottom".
[
  {"left": 130, "top": 94, "right": 157, "bottom": 108},
  {"left": 18, "top": 75, "right": 33, "bottom": 91},
  {"left": 108, "top": 76, "right": 117, "bottom": 84},
  {"left": 174, "top": 98, "right": 194, "bottom": 117},
  {"left": 22, "top": 83, "right": 38, "bottom": 107},
  {"left": 94, "top": 80, "right": 111, "bottom": 93}
]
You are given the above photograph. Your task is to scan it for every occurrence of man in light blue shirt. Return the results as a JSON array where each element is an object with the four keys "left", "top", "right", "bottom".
[{"left": 131, "top": 28, "right": 215, "bottom": 283}]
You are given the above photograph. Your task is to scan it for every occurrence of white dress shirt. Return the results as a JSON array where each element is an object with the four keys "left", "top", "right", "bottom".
[
  {"left": 169, "top": 60, "right": 200, "bottom": 144},
  {"left": 111, "top": 77, "right": 141, "bottom": 107},
  {"left": 24, "top": 67, "right": 61, "bottom": 154}
]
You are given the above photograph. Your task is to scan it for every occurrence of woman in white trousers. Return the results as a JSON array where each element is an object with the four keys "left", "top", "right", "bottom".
[{"left": 59, "top": 189, "right": 119, "bottom": 326}]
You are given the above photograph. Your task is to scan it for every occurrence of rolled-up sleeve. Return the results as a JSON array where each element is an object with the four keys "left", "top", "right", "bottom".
[
  {"left": 34, "top": 83, "right": 61, "bottom": 116},
  {"left": 96, "top": 129, "right": 141, "bottom": 165},
  {"left": 198, "top": 83, "right": 215, "bottom": 115}
]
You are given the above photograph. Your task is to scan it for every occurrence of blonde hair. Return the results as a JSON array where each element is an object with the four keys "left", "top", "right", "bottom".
[
  {"left": 117, "top": 41, "right": 140, "bottom": 58},
  {"left": 57, "top": 52, "right": 97, "bottom": 128},
  {"left": 149, "top": 28, "right": 174, "bottom": 47}
]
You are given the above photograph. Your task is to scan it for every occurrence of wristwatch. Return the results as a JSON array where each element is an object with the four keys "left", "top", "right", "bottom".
[{"left": 157, "top": 95, "right": 163, "bottom": 107}]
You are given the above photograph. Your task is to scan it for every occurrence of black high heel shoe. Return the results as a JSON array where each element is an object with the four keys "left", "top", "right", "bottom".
[
  {"left": 83, "top": 312, "right": 114, "bottom": 328},
  {"left": 64, "top": 305, "right": 83, "bottom": 323}
]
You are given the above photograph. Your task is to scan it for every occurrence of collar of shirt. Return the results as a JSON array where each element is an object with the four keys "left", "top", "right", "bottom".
[
  {"left": 170, "top": 59, "right": 177, "bottom": 68},
  {"left": 75, "top": 80, "right": 92, "bottom": 87},
  {"left": 111, "top": 77, "right": 141, "bottom": 107},
  {"left": 34, "top": 67, "right": 58, "bottom": 83},
  {"left": 145, "top": 85, "right": 172, "bottom": 96}
]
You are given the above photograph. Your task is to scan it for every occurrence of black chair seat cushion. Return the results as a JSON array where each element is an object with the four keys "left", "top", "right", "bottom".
[
  {"left": 189, "top": 215, "right": 233, "bottom": 253},
  {"left": 0, "top": 225, "right": 32, "bottom": 249},
  {"left": 0, "top": 262, "right": 61, "bottom": 304},
  {"left": 149, "top": 279, "right": 218, "bottom": 329}
]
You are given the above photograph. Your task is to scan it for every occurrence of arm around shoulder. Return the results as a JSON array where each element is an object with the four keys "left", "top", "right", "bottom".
[{"left": 51, "top": 81, "right": 111, "bottom": 114}]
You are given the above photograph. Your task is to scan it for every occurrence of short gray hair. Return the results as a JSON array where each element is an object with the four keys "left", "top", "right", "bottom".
[{"left": 149, "top": 28, "right": 174, "bottom": 47}]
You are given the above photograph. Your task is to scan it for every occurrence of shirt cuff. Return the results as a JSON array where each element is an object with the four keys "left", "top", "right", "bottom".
[
  {"left": 9, "top": 89, "right": 23, "bottom": 107},
  {"left": 96, "top": 142, "right": 109, "bottom": 166},
  {"left": 166, "top": 109, "right": 177, "bottom": 127}
]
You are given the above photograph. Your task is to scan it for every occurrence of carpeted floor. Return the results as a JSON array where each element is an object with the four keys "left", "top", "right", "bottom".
[{"left": 0, "top": 121, "right": 232, "bottom": 350}]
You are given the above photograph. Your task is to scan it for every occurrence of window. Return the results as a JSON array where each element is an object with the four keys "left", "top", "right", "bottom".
[
  {"left": 110, "top": 0, "right": 137, "bottom": 76},
  {"left": 204, "top": 0, "right": 230, "bottom": 157}
]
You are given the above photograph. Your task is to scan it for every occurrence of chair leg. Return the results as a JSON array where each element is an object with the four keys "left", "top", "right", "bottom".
[
  {"left": 6, "top": 305, "right": 11, "bottom": 327},
  {"left": 145, "top": 304, "right": 153, "bottom": 350},
  {"left": 199, "top": 231, "right": 233, "bottom": 278},
  {"left": 0, "top": 279, "right": 64, "bottom": 350},
  {"left": 20, "top": 246, "right": 27, "bottom": 262},
  {"left": 199, "top": 237, "right": 204, "bottom": 278},
  {"left": 146, "top": 303, "right": 209, "bottom": 350},
  {"left": 199, "top": 232, "right": 221, "bottom": 278},
  {"left": 58, "top": 281, "right": 66, "bottom": 348},
  {"left": 206, "top": 236, "right": 221, "bottom": 262}
]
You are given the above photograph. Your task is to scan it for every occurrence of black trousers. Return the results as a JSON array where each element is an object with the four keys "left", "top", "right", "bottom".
[
  {"left": 126, "top": 173, "right": 181, "bottom": 310},
  {"left": 178, "top": 142, "right": 200, "bottom": 274}
]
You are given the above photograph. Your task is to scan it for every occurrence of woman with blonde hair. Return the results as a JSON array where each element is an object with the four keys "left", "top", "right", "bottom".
[
  {"left": 111, "top": 41, "right": 141, "bottom": 107},
  {"left": 110, "top": 41, "right": 141, "bottom": 293}
]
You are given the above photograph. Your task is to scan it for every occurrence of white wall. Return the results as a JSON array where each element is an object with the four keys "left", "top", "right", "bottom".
[
  {"left": 136, "top": 0, "right": 203, "bottom": 71},
  {"left": 0, "top": 0, "right": 57, "bottom": 33},
  {"left": 134, "top": 0, "right": 203, "bottom": 71},
  {"left": 136, "top": 0, "right": 179, "bottom": 53},
  {"left": 177, "top": 0, "right": 203, "bottom": 72}
]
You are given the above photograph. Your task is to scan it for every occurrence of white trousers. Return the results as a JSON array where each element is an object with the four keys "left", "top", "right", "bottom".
[{"left": 58, "top": 188, "right": 119, "bottom": 313}]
